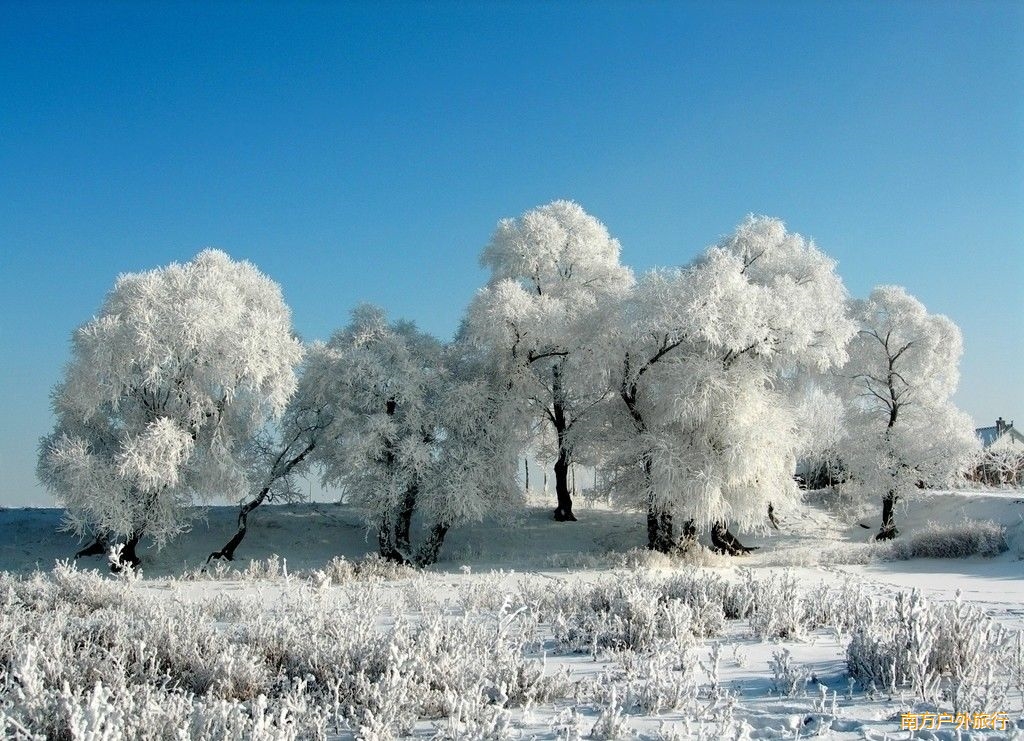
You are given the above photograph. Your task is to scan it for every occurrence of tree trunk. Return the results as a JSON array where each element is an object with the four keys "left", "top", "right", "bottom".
[
  {"left": 877, "top": 492, "right": 898, "bottom": 540},
  {"left": 646, "top": 506, "right": 661, "bottom": 550},
  {"left": 415, "top": 522, "right": 449, "bottom": 566},
  {"left": 74, "top": 533, "right": 109, "bottom": 560},
  {"left": 642, "top": 455, "right": 674, "bottom": 552},
  {"left": 395, "top": 483, "right": 418, "bottom": 554},
  {"left": 678, "top": 518, "right": 697, "bottom": 551},
  {"left": 377, "top": 514, "right": 408, "bottom": 564},
  {"left": 207, "top": 486, "right": 268, "bottom": 564},
  {"left": 206, "top": 438, "right": 317, "bottom": 566},
  {"left": 767, "top": 502, "right": 781, "bottom": 530},
  {"left": 647, "top": 507, "right": 675, "bottom": 552},
  {"left": 111, "top": 531, "right": 143, "bottom": 572},
  {"left": 551, "top": 364, "right": 576, "bottom": 521},
  {"left": 553, "top": 447, "right": 576, "bottom": 521},
  {"left": 710, "top": 521, "right": 756, "bottom": 555}
]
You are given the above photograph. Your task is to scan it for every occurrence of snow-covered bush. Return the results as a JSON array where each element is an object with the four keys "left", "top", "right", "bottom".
[
  {"left": 588, "top": 687, "right": 631, "bottom": 740},
  {"left": 0, "top": 563, "right": 587, "bottom": 740},
  {"left": 2, "top": 560, "right": 1019, "bottom": 739},
  {"left": 768, "top": 648, "right": 809, "bottom": 697},
  {"left": 745, "top": 570, "right": 807, "bottom": 640},
  {"left": 846, "top": 588, "right": 1016, "bottom": 712},
  {"left": 883, "top": 519, "right": 1008, "bottom": 559},
  {"left": 968, "top": 449, "right": 1024, "bottom": 487}
]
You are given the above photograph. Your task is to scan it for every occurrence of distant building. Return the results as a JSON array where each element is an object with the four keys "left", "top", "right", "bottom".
[{"left": 975, "top": 417, "right": 1024, "bottom": 451}]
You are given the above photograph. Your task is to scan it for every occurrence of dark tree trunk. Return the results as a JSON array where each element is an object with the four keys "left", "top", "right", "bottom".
[
  {"left": 206, "top": 438, "right": 315, "bottom": 564},
  {"left": 415, "top": 522, "right": 449, "bottom": 566},
  {"left": 647, "top": 506, "right": 675, "bottom": 553},
  {"left": 678, "top": 518, "right": 697, "bottom": 550},
  {"left": 551, "top": 364, "right": 576, "bottom": 522},
  {"left": 710, "top": 521, "right": 756, "bottom": 555},
  {"left": 767, "top": 502, "right": 781, "bottom": 530},
  {"left": 207, "top": 486, "right": 268, "bottom": 564},
  {"left": 877, "top": 492, "right": 898, "bottom": 540},
  {"left": 641, "top": 455, "right": 673, "bottom": 552},
  {"left": 207, "top": 438, "right": 317, "bottom": 566},
  {"left": 553, "top": 447, "right": 576, "bottom": 521},
  {"left": 395, "top": 483, "right": 418, "bottom": 554},
  {"left": 377, "top": 515, "right": 408, "bottom": 564},
  {"left": 646, "top": 507, "right": 661, "bottom": 550},
  {"left": 111, "top": 531, "right": 143, "bottom": 572},
  {"left": 74, "top": 533, "right": 109, "bottom": 560}
]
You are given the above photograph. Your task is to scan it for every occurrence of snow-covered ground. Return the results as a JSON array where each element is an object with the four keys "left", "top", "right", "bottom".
[{"left": 2, "top": 489, "right": 1022, "bottom": 739}]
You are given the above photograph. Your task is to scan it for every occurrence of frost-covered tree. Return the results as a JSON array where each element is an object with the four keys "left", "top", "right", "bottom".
[
  {"left": 792, "top": 385, "right": 848, "bottom": 489},
  {"left": 302, "top": 306, "right": 520, "bottom": 565},
  {"left": 207, "top": 342, "right": 335, "bottom": 564},
  {"left": 466, "top": 200, "right": 634, "bottom": 521},
  {"left": 607, "top": 216, "right": 855, "bottom": 552},
  {"left": 837, "top": 286, "right": 978, "bottom": 539},
  {"left": 38, "top": 250, "right": 303, "bottom": 567},
  {"left": 306, "top": 305, "right": 443, "bottom": 562}
]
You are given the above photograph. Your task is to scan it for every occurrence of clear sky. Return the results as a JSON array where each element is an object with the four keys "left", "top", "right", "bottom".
[{"left": 1, "top": 1, "right": 1021, "bottom": 507}]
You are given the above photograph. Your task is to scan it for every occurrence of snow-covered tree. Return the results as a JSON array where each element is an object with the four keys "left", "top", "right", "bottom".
[
  {"left": 466, "top": 200, "right": 634, "bottom": 521},
  {"left": 301, "top": 306, "right": 521, "bottom": 565},
  {"left": 792, "top": 385, "right": 848, "bottom": 489},
  {"left": 207, "top": 342, "right": 335, "bottom": 564},
  {"left": 837, "top": 286, "right": 978, "bottom": 539},
  {"left": 38, "top": 250, "right": 303, "bottom": 567},
  {"left": 607, "top": 216, "right": 855, "bottom": 552}
]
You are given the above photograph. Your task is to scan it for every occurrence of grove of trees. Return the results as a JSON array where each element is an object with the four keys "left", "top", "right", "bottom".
[{"left": 38, "top": 204, "right": 983, "bottom": 568}]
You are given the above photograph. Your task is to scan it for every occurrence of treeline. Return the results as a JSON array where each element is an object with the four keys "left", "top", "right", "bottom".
[{"left": 38, "top": 201, "right": 980, "bottom": 569}]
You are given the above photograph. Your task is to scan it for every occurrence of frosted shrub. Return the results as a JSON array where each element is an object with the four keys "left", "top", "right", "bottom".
[
  {"left": 196, "top": 553, "right": 417, "bottom": 585},
  {"left": 589, "top": 686, "right": 632, "bottom": 740},
  {"left": 846, "top": 588, "right": 1017, "bottom": 710},
  {"left": 658, "top": 571, "right": 735, "bottom": 635},
  {"left": 884, "top": 520, "right": 1008, "bottom": 560},
  {"left": 768, "top": 648, "right": 809, "bottom": 697},
  {"left": 0, "top": 564, "right": 580, "bottom": 739},
  {"left": 243, "top": 554, "right": 284, "bottom": 580},
  {"left": 622, "top": 642, "right": 698, "bottom": 714},
  {"left": 802, "top": 578, "right": 869, "bottom": 636},
  {"left": 548, "top": 578, "right": 702, "bottom": 653},
  {"left": 847, "top": 589, "right": 940, "bottom": 697},
  {"left": 933, "top": 593, "right": 1012, "bottom": 714},
  {"left": 746, "top": 570, "right": 807, "bottom": 640}
]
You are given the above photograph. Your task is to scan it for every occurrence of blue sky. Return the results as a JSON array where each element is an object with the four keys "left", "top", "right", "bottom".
[{"left": 1, "top": 1, "right": 1021, "bottom": 507}]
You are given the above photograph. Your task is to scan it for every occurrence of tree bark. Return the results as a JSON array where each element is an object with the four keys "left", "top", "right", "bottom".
[
  {"left": 647, "top": 507, "right": 675, "bottom": 552},
  {"left": 415, "top": 522, "right": 449, "bottom": 566},
  {"left": 111, "top": 531, "right": 143, "bottom": 572},
  {"left": 877, "top": 492, "right": 898, "bottom": 540},
  {"left": 551, "top": 363, "right": 576, "bottom": 521},
  {"left": 553, "top": 446, "right": 576, "bottom": 521},
  {"left": 678, "top": 518, "right": 697, "bottom": 550},
  {"left": 395, "top": 483, "right": 418, "bottom": 553},
  {"left": 377, "top": 514, "right": 409, "bottom": 564},
  {"left": 74, "top": 533, "right": 109, "bottom": 560},
  {"left": 710, "top": 521, "right": 756, "bottom": 555},
  {"left": 206, "top": 438, "right": 317, "bottom": 566},
  {"left": 207, "top": 487, "right": 267, "bottom": 564}
]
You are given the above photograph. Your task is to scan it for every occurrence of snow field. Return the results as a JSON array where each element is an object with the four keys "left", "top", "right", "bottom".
[{"left": 1, "top": 556, "right": 1022, "bottom": 740}]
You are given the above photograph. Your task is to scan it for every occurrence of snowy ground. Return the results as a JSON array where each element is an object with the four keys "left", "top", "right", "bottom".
[{"left": 2, "top": 489, "right": 1023, "bottom": 739}]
